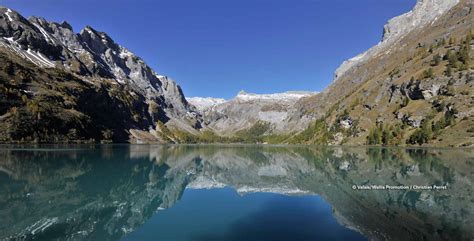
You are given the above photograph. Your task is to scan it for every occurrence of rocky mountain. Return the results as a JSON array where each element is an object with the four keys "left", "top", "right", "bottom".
[
  {"left": 286, "top": 0, "right": 473, "bottom": 147},
  {"left": 188, "top": 91, "right": 317, "bottom": 135},
  {"left": 0, "top": 7, "right": 201, "bottom": 143}
]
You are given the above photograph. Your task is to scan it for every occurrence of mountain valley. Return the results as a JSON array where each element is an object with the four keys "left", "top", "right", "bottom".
[{"left": 0, "top": 0, "right": 472, "bottom": 146}]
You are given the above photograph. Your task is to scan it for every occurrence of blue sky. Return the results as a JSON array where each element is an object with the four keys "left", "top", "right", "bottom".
[{"left": 2, "top": 0, "right": 415, "bottom": 99}]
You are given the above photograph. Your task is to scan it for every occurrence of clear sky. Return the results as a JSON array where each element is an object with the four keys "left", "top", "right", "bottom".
[{"left": 1, "top": 0, "right": 415, "bottom": 99}]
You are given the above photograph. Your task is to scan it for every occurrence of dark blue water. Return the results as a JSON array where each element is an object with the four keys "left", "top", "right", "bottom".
[{"left": 122, "top": 188, "right": 366, "bottom": 241}]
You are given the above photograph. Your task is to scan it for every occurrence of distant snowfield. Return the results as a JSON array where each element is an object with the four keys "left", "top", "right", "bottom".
[
  {"left": 186, "top": 97, "right": 227, "bottom": 112},
  {"left": 187, "top": 90, "right": 318, "bottom": 111},
  {"left": 234, "top": 90, "right": 317, "bottom": 102}
]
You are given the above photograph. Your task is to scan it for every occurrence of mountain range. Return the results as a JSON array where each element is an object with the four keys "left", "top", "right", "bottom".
[
  {"left": 0, "top": 0, "right": 472, "bottom": 146},
  {"left": 187, "top": 91, "right": 317, "bottom": 135}
]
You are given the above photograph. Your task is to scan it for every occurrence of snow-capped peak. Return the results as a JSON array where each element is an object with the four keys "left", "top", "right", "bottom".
[
  {"left": 188, "top": 91, "right": 318, "bottom": 112},
  {"left": 235, "top": 91, "right": 317, "bottom": 102},
  {"left": 186, "top": 97, "right": 227, "bottom": 112}
]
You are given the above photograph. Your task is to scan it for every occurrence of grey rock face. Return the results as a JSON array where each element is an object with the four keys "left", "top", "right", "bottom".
[{"left": 0, "top": 9, "right": 54, "bottom": 53}]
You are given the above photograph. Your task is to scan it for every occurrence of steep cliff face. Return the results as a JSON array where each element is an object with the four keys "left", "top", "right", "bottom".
[
  {"left": 291, "top": 0, "right": 473, "bottom": 147},
  {"left": 0, "top": 7, "right": 201, "bottom": 143}
]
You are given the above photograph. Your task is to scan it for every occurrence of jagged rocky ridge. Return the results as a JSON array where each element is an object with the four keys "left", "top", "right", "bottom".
[
  {"left": 0, "top": 145, "right": 472, "bottom": 241},
  {"left": 0, "top": 7, "right": 200, "bottom": 143}
]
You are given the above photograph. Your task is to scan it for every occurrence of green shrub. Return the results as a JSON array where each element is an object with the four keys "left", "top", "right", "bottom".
[
  {"left": 101, "top": 129, "right": 113, "bottom": 142},
  {"left": 421, "top": 68, "right": 434, "bottom": 79},
  {"left": 445, "top": 65, "right": 452, "bottom": 76},
  {"left": 367, "top": 126, "right": 382, "bottom": 145},
  {"left": 289, "top": 119, "right": 329, "bottom": 144},
  {"left": 234, "top": 121, "right": 270, "bottom": 142},
  {"left": 407, "top": 120, "right": 432, "bottom": 145},
  {"left": 401, "top": 97, "right": 410, "bottom": 108},
  {"left": 367, "top": 124, "right": 403, "bottom": 146},
  {"left": 431, "top": 54, "right": 441, "bottom": 66}
]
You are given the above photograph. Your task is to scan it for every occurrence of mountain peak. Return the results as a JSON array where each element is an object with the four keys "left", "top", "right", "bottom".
[
  {"left": 79, "top": 25, "right": 118, "bottom": 54},
  {"left": 0, "top": 6, "right": 21, "bottom": 22},
  {"left": 237, "top": 90, "right": 247, "bottom": 95},
  {"left": 80, "top": 25, "right": 111, "bottom": 40},
  {"left": 28, "top": 15, "right": 48, "bottom": 24},
  {"left": 60, "top": 21, "right": 73, "bottom": 31},
  {"left": 80, "top": 25, "right": 99, "bottom": 38},
  {"left": 186, "top": 97, "right": 227, "bottom": 112}
]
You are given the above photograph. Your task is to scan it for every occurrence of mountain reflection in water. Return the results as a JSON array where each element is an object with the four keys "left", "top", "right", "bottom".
[{"left": 0, "top": 145, "right": 472, "bottom": 241}]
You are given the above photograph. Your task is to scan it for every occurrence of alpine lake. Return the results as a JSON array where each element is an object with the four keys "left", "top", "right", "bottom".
[{"left": 0, "top": 145, "right": 472, "bottom": 241}]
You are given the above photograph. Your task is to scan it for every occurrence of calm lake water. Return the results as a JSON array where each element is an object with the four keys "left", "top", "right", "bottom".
[{"left": 0, "top": 145, "right": 472, "bottom": 241}]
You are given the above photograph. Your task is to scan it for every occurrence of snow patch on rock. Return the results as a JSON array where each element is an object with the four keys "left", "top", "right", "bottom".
[
  {"left": 235, "top": 90, "right": 317, "bottom": 102},
  {"left": 5, "top": 8, "right": 14, "bottom": 22},
  {"left": 0, "top": 38, "right": 55, "bottom": 68},
  {"left": 186, "top": 97, "right": 227, "bottom": 112}
]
